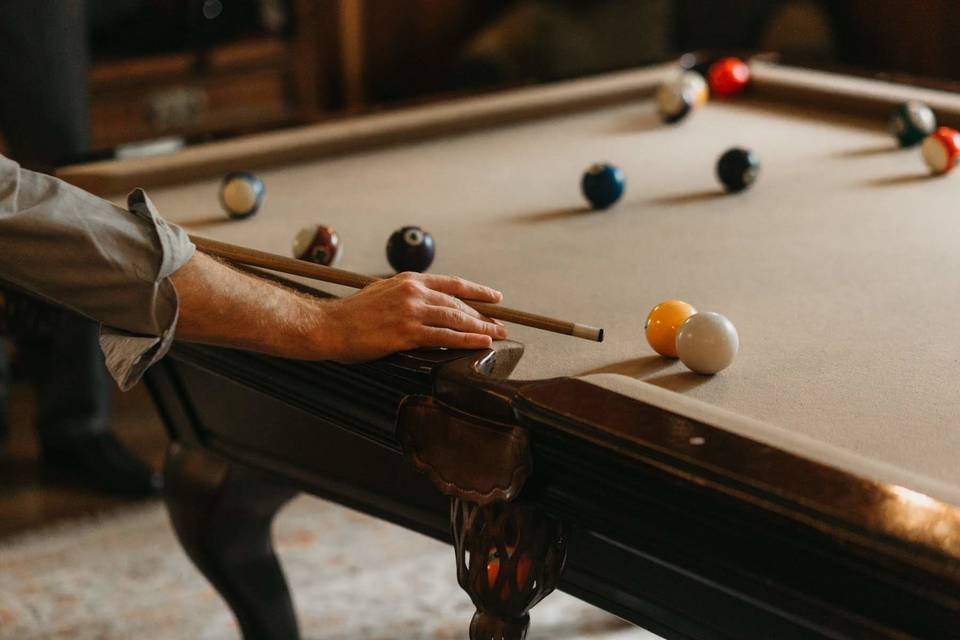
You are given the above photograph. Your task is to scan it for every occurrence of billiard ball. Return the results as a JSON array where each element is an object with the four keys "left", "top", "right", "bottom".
[
  {"left": 707, "top": 57, "right": 750, "bottom": 98},
  {"left": 890, "top": 101, "right": 936, "bottom": 148},
  {"left": 645, "top": 300, "right": 697, "bottom": 358},
  {"left": 220, "top": 171, "right": 265, "bottom": 219},
  {"left": 581, "top": 163, "right": 625, "bottom": 209},
  {"left": 921, "top": 126, "right": 960, "bottom": 175},
  {"left": 668, "top": 70, "right": 709, "bottom": 107},
  {"left": 655, "top": 83, "right": 694, "bottom": 124},
  {"left": 676, "top": 312, "right": 739, "bottom": 375},
  {"left": 293, "top": 224, "right": 341, "bottom": 266},
  {"left": 716, "top": 147, "right": 760, "bottom": 193},
  {"left": 387, "top": 225, "right": 435, "bottom": 272}
]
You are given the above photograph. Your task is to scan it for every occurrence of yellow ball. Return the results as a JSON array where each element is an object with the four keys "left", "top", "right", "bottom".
[{"left": 645, "top": 300, "right": 697, "bottom": 358}]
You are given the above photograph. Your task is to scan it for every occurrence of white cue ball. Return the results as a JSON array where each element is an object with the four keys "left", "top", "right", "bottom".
[{"left": 676, "top": 312, "right": 739, "bottom": 375}]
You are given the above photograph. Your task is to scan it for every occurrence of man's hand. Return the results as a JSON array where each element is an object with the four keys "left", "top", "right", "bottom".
[
  {"left": 172, "top": 252, "right": 506, "bottom": 363},
  {"left": 319, "top": 272, "right": 506, "bottom": 363}
]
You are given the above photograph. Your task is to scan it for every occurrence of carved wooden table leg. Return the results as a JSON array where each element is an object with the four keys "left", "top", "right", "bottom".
[
  {"left": 163, "top": 444, "right": 299, "bottom": 640},
  {"left": 452, "top": 498, "right": 567, "bottom": 640}
]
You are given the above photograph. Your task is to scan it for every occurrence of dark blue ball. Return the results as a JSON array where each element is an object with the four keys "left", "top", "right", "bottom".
[
  {"left": 387, "top": 225, "right": 435, "bottom": 273},
  {"left": 581, "top": 163, "right": 625, "bottom": 210}
]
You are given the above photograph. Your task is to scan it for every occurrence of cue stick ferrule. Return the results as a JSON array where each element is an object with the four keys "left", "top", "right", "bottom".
[{"left": 573, "top": 324, "right": 604, "bottom": 342}]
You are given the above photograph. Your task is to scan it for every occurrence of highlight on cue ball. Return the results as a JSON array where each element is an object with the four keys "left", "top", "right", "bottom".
[
  {"left": 645, "top": 300, "right": 697, "bottom": 358},
  {"left": 220, "top": 171, "right": 265, "bottom": 219},
  {"left": 675, "top": 312, "right": 739, "bottom": 375}
]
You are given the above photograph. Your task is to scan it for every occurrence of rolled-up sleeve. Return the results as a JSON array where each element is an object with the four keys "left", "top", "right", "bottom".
[{"left": 0, "top": 155, "right": 195, "bottom": 390}]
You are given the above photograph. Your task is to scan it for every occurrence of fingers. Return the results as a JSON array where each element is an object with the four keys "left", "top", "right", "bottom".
[
  {"left": 420, "top": 305, "right": 506, "bottom": 339},
  {"left": 419, "top": 288, "right": 500, "bottom": 324},
  {"left": 416, "top": 327, "right": 494, "bottom": 350},
  {"left": 409, "top": 273, "right": 502, "bottom": 303}
]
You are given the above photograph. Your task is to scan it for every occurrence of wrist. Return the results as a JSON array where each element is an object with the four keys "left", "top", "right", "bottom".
[{"left": 301, "top": 298, "right": 347, "bottom": 361}]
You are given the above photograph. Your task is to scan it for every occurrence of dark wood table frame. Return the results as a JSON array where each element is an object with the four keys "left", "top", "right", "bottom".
[
  {"left": 58, "top": 58, "right": 960, "bottom": 639},
  {"left": 148, "top": 334, "right": 960, "bottom": 640}
]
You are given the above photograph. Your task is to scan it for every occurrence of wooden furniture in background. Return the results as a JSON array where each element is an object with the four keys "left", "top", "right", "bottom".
[
  {"left": 89, "top": 0, "right": 331, "bottom": 149},
  {"left": 334, "top": 0, "right": 513, "bottom": 108},
  {"left": 337, "top": 0, "right": 366, "bottom": 109},
  {"left": 829, "top": 1, "right": 960, "bottom": 81}
]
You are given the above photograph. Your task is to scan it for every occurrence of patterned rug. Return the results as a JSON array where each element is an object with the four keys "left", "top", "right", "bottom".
[{"left": 0, "top": 496, "right": 660, "bottom": 639}]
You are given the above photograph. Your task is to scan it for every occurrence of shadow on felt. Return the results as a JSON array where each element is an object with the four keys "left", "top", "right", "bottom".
[
  {"left": 510, "top": 206, "right": 593, "bottom": 224},
  {"left": 581, "top": 355, "right": 673, "bottom": 378},
  {"left": 832, "top": 143, "right": 901, "bottom": 158},
  {"left": 864, "top": 173, "right": 933, "bottom": 188},
  {"left": 645, "top": 371, "right": 712, "bottom": 393},
  {"left": 647, "top": 189, "right": 726, "bottom": 207}
]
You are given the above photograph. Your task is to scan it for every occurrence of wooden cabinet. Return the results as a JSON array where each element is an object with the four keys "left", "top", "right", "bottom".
[{"left": 88, "top": 0, "right": 331, "bottom": 149}]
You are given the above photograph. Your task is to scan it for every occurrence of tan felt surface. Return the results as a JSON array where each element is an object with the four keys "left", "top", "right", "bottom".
[{"left": 130, "top": 93, "right": 960, "bottom": 501}]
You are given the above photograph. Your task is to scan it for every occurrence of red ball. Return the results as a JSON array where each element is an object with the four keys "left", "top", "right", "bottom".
[
  {"left": 293, "top": 224, "right": 342, "bottom": 266},
  {"left": 708, "top": 57, "right": 751, "bottom": 98},
  {"left": 922, "top": 126, "right": 960, "bottom": 175}
]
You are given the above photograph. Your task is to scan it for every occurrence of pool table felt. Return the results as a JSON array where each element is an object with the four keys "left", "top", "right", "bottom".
[{"left": 113, "top": 80, "right": 960, "bottom": 504}]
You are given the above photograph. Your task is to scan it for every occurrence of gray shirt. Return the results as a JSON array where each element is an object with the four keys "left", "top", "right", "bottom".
[{"left": 0, "top": 154, "right": 195, "bottom": 390}]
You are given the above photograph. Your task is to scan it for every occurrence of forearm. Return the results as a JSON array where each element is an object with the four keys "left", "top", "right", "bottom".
[{"left": 171, "top": 251, "right": 337, "bottom": 360}]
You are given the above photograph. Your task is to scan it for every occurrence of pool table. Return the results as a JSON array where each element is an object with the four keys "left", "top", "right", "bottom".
[{"left": 60, "top": 58, "right": 960, "bottom": 639}]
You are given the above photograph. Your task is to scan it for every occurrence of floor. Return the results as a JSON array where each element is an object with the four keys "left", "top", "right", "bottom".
[
  {"left": 0, "top": 378, "right": 167, "bottom": 539},
  {"left": 0, "top": 367, "right": 655, "bottom": 640}
]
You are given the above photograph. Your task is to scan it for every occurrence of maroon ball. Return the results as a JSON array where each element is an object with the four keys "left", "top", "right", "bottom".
[{"left": 293, "top": 224, "right": 342, "bottom": 266}]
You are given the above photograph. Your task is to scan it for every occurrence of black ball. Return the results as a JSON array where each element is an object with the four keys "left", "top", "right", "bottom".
[
  {"left": 716, "top": 148, "right": 759, "bottom": 193},
  {"left": 387, "top": 226, "right": 435, "bottom": 273}
]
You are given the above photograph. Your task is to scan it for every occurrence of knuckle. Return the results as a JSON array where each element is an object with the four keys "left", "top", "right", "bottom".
[{"left": 398, "top": 279, "right": 421, "bottom": 295}]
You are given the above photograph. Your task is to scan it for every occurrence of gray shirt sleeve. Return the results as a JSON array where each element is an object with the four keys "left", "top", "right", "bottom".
[{"left": 0, "top": 155, "right": 195, "bottom": 390}]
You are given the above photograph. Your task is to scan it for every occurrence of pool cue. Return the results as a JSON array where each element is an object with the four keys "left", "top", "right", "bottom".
[{"left": 190, "top": 235, "right": 604, "bottom": 342}]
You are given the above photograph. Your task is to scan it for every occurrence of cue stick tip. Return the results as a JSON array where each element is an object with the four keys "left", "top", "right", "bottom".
[{"left": 573, "top": 324, "right": 604, "bottom": 342}]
